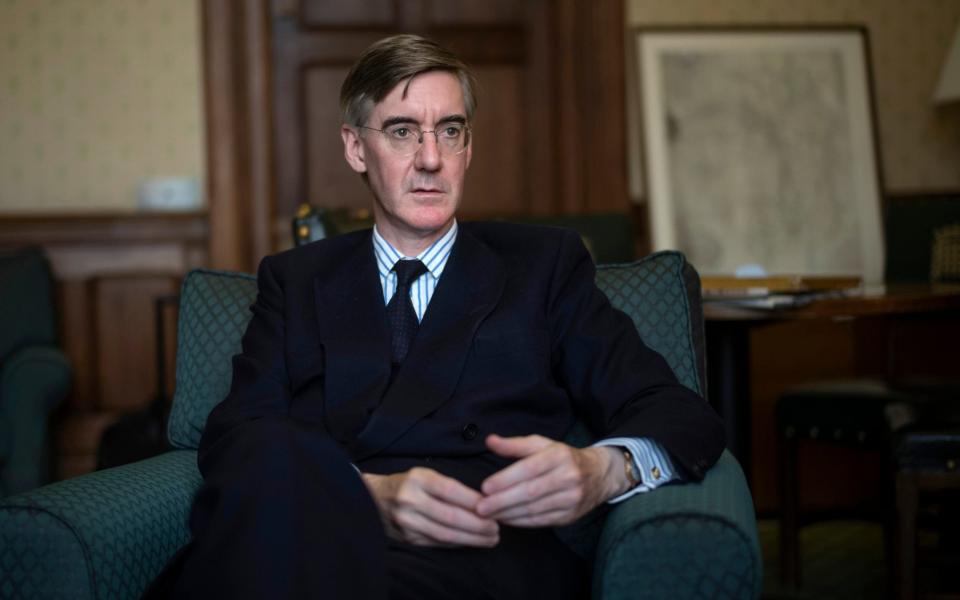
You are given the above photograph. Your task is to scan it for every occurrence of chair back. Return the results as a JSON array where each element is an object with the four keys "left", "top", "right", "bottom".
[
  {"left": 167, "top": 251, "right": 705, "bottom": 450},
  {"left": 596, "top": 251, "right": 705, "bottom": 396},
  {"left": 167, "top": 270, "right": 257, "bottom": 449},
  {"left": 0, "top": 247, "right": 57, "bottom": 362}
]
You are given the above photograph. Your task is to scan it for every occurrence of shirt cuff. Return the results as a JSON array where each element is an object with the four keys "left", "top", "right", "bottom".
[{"left": 592, "top": 437, "right": 680, "bottom": 503}]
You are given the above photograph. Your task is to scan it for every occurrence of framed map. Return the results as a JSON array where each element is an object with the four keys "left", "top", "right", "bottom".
[{"left": 634, "top": 28, "right": 885, "bottom": 283}]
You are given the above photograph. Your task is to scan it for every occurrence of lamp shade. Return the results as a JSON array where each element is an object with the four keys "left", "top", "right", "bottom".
[{"left": 934, "top": 23, "right": 960, "bottom": 104}]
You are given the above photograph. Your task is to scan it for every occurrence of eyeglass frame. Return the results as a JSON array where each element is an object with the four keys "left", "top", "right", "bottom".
[{"left": 356, "top": 121, "right": 472, "bottom": 157}]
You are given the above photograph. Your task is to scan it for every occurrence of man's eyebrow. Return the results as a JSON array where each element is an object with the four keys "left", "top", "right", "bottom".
[
  {"left": 379, "top": 115, "right": 467, "bottom": 128},
  {"left": 436, "top": 115, "right": 467, "bottom": 125},
  {"left": 380, "top": 116, "right": 419, "bottom": 129}
]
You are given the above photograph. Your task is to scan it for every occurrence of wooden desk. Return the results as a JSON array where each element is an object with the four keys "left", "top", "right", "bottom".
[{"left": 703, "top": 284, "right": 960, "bottom": 485}]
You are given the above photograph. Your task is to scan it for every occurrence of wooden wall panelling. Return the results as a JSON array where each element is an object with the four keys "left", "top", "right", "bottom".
[
  {"left": 553, "top": 0, "right": 628, "bottom": 214},
  {"left": 300, "top": 0, "right": 394, "bottom": 26},
  {"left": 203, "top": 0, "right": 253, "bottom": 272},
  {"left": 58, "top": 280, "right": 95, "bottom": 411},
  {"left": 244, "top": 0, "right": 278, "bottom": 270},
  {"left": 93, "top": 274, "right": 180, "bottom": 411},
  {"left": 203, "top": 0, "right": 276, "bottom": 273}
]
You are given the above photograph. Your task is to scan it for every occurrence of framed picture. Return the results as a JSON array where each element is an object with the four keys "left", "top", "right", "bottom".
[{"left": 633, "top": 28, "right": 884, "bottom": 283}]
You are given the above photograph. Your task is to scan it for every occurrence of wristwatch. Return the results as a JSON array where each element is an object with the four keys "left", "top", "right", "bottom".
[{"left": 622, "top": 449, "right": 641, "bottom": 489}]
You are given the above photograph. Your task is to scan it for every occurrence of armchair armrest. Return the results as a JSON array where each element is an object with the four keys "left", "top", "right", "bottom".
[
  {"left": 0, "top": 345, "right": 72, "bottom": 495},
  {"left": 0, "top": 450, "right": 201, "bottom": 600},
  {"left": 592, "top": 450, "right": 761, "bottom": 599}
]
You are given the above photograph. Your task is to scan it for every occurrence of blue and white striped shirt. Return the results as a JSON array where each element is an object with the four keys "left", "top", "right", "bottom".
[
  {"left": 371, "top": 222, "right": 679, "bottom": 501},
  {"left": 373, "top": 223, "right": 457, "bottom": 323}
]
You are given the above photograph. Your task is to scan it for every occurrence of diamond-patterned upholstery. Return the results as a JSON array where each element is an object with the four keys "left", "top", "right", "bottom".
[
  {"left": 0, "top": 451, "right": 200, "bottom": 600},
  {"left": 0, "top": 252, "right": 760, "bottom": 599},
  {"left": 166, "top": 269, "right": 257, "bottom": 450},
  {"left": 596, "top": 251, "right": 705, "bottom": 396}
]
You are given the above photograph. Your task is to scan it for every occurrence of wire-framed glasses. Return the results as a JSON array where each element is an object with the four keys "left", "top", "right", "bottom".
[{"left": 358, "top": 122, "right": 471, "bottom": 157}]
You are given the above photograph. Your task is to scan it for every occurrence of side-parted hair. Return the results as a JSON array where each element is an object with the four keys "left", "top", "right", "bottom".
[{"left": 339, "top": 34, "right": 478, "bottom": 126}]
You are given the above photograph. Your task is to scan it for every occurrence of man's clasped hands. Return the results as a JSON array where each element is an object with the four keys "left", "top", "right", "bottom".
[{"left": 361, "top": 434, "right": 630, "bottom": 548}]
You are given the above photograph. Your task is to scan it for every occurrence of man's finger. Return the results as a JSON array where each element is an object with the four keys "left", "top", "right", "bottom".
[
  {"left": 481, "top": 438, "right": 572, "bottom": 496},
  {"left": 395, "top": 508, "right": 499, "bottom": 547},
  {"left": 477, "top": 468, "right": 560, "bottom": 516},
  {"left": 484, "top": 434, "right": 551, "bottom": 459},
  {"left": 481, "top": 488, "right": 574, "bottom": 522},
  {"left": 477, "top": 470, "right": 579, "bottom": 521},
  {"left": 417, "top": 469, "right": 486, "bottom": 511},
  {"left": 497, "top": 508, "right": 571, "bottom": 528},
  {"left": 415, "top": 492, "right": 500, "bottom": 536}
]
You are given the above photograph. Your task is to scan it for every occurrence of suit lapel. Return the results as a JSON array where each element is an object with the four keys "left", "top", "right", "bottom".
[
  {"left": 313, "top": 232, "right": 393, "bottom": 444},
  {"left": 351, "top": 229, "right": 506, "bottom": 460}
]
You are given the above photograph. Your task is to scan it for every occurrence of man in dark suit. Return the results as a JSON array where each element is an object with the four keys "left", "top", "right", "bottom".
[{"left": 158, "top": 34, "right": 724, "bottom": 600}]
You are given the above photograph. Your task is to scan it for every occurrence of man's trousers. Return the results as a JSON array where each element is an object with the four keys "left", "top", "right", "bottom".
[{"left": 145, "top": 416, "right": 588, "bottom": 599}]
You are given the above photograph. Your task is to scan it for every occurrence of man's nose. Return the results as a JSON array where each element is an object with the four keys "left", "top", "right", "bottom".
[{"left": 413, "top": 132, "right": 442, "bottom": 171}]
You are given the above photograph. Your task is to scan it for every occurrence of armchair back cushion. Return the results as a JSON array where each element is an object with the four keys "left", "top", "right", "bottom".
[
  {"left": 166, "top": 271, "right": 257, "bottom": 449},
  {"left": 0, "top": 247, "right": 56, "bottom": 362}
]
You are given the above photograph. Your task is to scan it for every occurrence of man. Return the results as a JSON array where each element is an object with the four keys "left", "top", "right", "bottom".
[{"left": 155, "top": 35, "right": 724, "bottom": 600}]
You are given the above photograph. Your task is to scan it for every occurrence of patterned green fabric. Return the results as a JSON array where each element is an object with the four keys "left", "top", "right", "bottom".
[
  {"left": 0, "top": 347, "right": 71, "bottom": 496},
  {"left": 0, "top": 450, "right": 200, "bottom": 600},
  {"left": 596, "top": 252, "right": 701, "bottom": 395},
  {"left": 0, "top": 247, "right": 56, "bottom": 362},
  {"left": 167, "top": 269, "right": 257, "bottom": 449},
  {"left": 594, "top": 451, "right": 761, "bottom": 599}
]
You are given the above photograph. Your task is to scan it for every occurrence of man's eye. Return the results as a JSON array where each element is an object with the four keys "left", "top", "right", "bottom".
[
  {"left": 389, "top": 127, "right": 413, "bottom": 139},
  {"left": 441, "top": 126, "right": 462, "bottom": 138}
]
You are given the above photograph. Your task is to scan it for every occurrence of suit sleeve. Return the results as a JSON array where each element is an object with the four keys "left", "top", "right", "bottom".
[
  {"left": 545, "top": 231, "right": 725, "bottom": 480},
  {"left": 198, "top": 255, "right": 294, "bottom": 474}
]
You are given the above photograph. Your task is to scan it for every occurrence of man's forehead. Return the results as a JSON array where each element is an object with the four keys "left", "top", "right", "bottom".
[{"left": 370, "top": 72, "right": 466, "bottom": 120}]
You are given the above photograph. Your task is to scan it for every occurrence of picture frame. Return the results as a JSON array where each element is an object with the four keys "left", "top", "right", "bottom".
[{"left": 633, "top": 27, "right": 885, "bottom": 283}]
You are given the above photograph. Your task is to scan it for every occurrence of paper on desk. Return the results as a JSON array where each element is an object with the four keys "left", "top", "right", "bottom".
[{"left": 704, "top": 289, "right": 852, "bottom": 310}]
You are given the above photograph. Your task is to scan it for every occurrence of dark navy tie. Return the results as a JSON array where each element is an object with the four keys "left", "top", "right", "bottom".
[{"left": 387, "top": 259, "right": 427, "bottom": 364}]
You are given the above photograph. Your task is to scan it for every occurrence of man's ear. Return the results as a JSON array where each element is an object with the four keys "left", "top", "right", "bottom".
[
  {"left": 341, "top": 124, "right": 367, "bottom": 174},
  {"left": 464, "top": 137, "right": 473, "bottom": 171}
]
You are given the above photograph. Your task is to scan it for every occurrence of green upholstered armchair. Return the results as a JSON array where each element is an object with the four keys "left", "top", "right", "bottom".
[
  {"left": 0, "top": 251, "right": 760, "bottom": 599},
  {"left": 0, "top": 247, "right": 72, "bottom": 497}
]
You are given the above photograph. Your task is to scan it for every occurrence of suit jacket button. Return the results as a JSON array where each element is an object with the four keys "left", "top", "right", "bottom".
[{"left": 462, "top": 423, "right": 479, "bottom": 441}]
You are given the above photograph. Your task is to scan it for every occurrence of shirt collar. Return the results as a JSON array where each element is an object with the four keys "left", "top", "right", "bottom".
[{"left": 372, "top": 221, "right": 458, "bottom": 279}]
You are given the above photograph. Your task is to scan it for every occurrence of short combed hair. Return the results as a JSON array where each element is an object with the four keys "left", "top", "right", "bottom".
[{"left": 340, "top": 34, "right": 478, "bottom": 126}]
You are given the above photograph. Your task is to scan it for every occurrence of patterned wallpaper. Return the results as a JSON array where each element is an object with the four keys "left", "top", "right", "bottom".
[
  {"left": 0, "top": 0, "right": 203, "bottom": 212},
  {"left": 627, "top": 0, "right": 960, "bottom": 193}
]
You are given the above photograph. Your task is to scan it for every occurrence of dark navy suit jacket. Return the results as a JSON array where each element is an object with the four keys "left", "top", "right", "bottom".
[{"left": 199, "top": 222, "right": 724, "bottom": 489}]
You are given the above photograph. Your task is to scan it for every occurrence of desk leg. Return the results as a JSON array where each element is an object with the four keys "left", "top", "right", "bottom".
[{"left": 706, "top": 320, "right": 752, "bottom": 484}]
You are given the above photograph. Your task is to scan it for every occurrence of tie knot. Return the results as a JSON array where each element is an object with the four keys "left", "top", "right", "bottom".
[{"left": 393, "top": 259, "right": 427, "bottom": 289}]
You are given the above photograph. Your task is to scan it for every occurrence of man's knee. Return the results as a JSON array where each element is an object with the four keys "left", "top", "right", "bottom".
[{"left": 202, "top": 415, "right": 353, "bottom": 490}]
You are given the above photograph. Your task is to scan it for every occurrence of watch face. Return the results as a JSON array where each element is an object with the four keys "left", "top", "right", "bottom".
[{"left": 624, "top": 450, "right": 639, "bottom": 487}]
